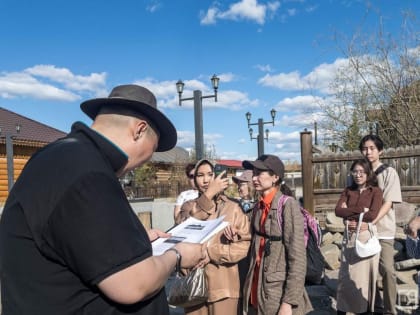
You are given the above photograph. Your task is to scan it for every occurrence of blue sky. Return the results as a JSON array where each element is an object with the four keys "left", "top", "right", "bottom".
[{"left": 0, "top": 0, "right": 418, "bottom": 163}]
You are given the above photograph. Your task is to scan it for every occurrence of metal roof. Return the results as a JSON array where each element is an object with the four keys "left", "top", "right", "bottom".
[
  {"left": 151, "top": 146, "right": 189, "bottom": 163},
  {"left": 0, "top": 107, "right": 66, "bottom": 145}
]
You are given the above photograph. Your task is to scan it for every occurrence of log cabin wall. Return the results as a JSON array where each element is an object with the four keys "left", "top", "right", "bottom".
[{"left": 0, "top": 143, "right": 42, "bottom": 206}]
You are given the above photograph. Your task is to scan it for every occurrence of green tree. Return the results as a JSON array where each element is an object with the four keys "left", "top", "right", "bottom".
[{"left": 133, "top": 162, "right": 157, "bottom": 188}]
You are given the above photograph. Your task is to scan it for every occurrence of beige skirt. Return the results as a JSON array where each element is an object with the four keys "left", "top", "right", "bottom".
[{"left": 336, "top": 225, "right": 380, "bottom": 313}]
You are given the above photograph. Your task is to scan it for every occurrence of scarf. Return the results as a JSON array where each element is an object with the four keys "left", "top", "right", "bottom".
[{"left": 251, "top": 187, "right": 278, "bottom": 308}]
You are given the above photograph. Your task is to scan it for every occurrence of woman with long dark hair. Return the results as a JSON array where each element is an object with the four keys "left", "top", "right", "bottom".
[
  {"left": 335, "top": 159, "right": 383, "bottom": 314},
  {"left": 177, "top": 159, "right": 251, "bottom": 315}
]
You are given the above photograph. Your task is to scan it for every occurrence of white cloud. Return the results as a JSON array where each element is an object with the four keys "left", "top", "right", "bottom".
[
  {"left": 25, "top": 65, "right": 107, "bottom": 93},
  {"left": 258, "top": 71, "right": 306, "bottom": 90},
  {"left": 200, "top": 0, "right": 280, "bottom": 25},
  {"left": 135, "top": 77, "right": 259, "bottom": 110},
  {"left": 204, "top": 133, "right": 224, "bottom": 146},
  {"left": 146, "top": 1, "right": 162, "bottom": 12},
  {"left": 268, "top": 130, "right": 301, "bottom": 143},
  {"left": 0, "top": 65, "right": 107, "bottom": 101},
  {"left": 217, "top": 72, "right": 236, "bottom": 83},
  {"left": 254, "top": 64, "right": 274, "bottom": 72},
  {"left": 275, "top": 95, "right": 326, "bottom": 112},
  {"left": 407, "top": 45, "right": 420, "bottom": 59},
  {"left": 276, "top": 113, "right": 318, "bottom": 129},
  {"left": 176, "top": 130, "right": 195, "bottom": 147},
  {"left": 258, "top": 57, "right": 349, "bottom": 94},
  {"left": 200, "top": 7, "right": 219, "bottom": 25}
]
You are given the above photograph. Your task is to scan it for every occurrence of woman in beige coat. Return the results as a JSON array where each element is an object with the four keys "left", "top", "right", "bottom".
[
  {"left": 177, "top": 159, "right": 251, "bottom": 315},
  {"left": 227, "top": 155, "right": 312, "bottom": 315}
]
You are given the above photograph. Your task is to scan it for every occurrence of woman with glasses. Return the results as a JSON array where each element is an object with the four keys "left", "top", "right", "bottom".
[
  {"left": 174, "top": 163, "right": 199, "bottom": 223},
  {"left": 232, "top": 170, "right": 256, "bottom": 214},
  {"left": 335, "top": 159, "right": 383, "bottom": 315}
]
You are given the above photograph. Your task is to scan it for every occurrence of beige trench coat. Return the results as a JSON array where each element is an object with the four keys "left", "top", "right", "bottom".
[{"left": 180, "top": 193, "right": 251, "bottom": 303}]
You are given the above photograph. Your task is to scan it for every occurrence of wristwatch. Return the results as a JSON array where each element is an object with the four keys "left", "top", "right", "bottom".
[{"left": 166, "top": 248, "right": 182, "bottom": 272}]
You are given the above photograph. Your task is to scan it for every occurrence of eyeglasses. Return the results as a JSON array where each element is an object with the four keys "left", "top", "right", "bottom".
[
  {"left": 351, "top": 170, "right": 366, "bottom": 176},
  {"left": 188, "top": 174, "right": 194, "bottom": 179}
]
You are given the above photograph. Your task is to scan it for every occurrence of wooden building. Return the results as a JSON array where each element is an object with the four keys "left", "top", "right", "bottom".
[{"left": 0, "top": 107, "right": 67, "bottom": 205}]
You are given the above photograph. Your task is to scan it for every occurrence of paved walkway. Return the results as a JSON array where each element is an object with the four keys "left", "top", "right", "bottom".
[
  {"left": 165, "top": 271, "right": 337, "bottom": 315},
  {"left": 165, "top": 269, "right": 420, "bottom": 315}
]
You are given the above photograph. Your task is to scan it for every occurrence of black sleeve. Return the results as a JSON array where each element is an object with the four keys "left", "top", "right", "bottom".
[{"left": 44, "top": 172, "right": 151, "bottom": 285}]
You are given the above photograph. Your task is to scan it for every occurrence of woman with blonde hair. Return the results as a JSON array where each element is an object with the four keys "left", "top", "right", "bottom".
[{"left": 232, "top": 170, "right": 256, "bottom": 214}]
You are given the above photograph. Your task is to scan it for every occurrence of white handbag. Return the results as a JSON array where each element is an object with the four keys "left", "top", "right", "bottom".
[{"left": 355, "top": 212, "right": 381, "bottom": 258}]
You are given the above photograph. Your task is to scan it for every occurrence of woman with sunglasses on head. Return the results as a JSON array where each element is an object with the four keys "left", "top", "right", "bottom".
[
  {"left": 335, "top": 159, "right": 383, "bottom": 315},
  {"left": 232, "top": 170, "right": 257, "bottom": 215},
  {"left": 177, "top": 159, "right": 251, "bottom": 315},
  {"left": 233, "top": 155, "right": 312, "bottom": 315}
]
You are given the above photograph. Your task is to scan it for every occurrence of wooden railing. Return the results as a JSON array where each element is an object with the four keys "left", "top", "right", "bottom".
[{"left": 300, "top": 131, "right": 420, "bottom": 217}]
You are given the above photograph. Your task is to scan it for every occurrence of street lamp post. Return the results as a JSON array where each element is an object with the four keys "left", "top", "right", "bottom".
[
  {"left": 245, "top": 109, "right": 276, "bottom": 157},
  {"left": 176, "top": 74, "right": 220, "bottom": 160},
  {"left": 0, "top": 123, "right": 21, "bottom": 191}
]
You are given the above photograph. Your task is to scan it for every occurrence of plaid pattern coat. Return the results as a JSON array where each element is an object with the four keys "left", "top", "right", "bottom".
[{"left": 243, "top": 192, "right": 312, "bottom": 315}]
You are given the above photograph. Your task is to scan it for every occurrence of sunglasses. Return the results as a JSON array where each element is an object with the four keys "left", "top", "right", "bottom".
[{"left": 351, "top": 170, "right": 366, "bottom": 176}]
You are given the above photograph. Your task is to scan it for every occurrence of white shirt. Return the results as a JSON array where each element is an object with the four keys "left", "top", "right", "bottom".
[{"left": 175, "top": 189, "right": 199, "bottom": 206}]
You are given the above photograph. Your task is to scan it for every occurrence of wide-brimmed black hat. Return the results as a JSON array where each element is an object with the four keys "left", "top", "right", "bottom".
[
  {"left": 242, "top": 154, "right": 284, "bottom": 178},
  {"left": 80, "top": 84, "right": 177, "bottom": 152}
]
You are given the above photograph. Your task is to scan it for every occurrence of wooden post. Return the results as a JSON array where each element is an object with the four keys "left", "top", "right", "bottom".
[
  {"left": 300, "top": 130, "right": 314, "bottom": 215},
  {"left": 137, "top": 211, "right": 152, "bottom": 229}
]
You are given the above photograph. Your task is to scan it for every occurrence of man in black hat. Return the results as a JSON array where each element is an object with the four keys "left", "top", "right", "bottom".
[{"left": 0, "top": 84, "right": 204, "bottom": 314}]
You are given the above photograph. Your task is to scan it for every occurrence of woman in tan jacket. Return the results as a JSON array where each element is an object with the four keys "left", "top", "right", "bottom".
[{"left": 177, "top": 159, "right": 251, "bottom": 315}]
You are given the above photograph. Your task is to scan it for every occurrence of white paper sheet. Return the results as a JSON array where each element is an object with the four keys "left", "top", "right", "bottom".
[{"left": 152, "top": 215, "right": 229, "bottom": 256}]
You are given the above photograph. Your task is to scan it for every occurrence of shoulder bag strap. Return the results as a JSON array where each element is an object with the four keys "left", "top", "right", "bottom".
[
  {"left": 276, "top": 194, "right": 290, "bottom": 232},
  {"left": 355, "top": 212, "right": 375, "bottom": 240},
  {"left": 355, "top": 212, "right": 364, "bottom": 241}
]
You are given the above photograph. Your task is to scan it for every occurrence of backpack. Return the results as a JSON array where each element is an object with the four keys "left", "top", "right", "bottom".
[
  {"left": 277, "top": 195, "right": 325, "bottom": 285},
  {"left": 374, "top": 163, "right": 389, "bottom": 176}
]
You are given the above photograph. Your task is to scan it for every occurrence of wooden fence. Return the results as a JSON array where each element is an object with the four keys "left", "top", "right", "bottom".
[
  {"left": 300, "top": 131, "right": 420, "bottom": 223},
  {"left": 125, "top": 182, "right": 192, "bottom": 200}
]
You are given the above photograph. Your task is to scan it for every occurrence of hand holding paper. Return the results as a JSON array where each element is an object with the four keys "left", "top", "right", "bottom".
[{"left": 152, "top": 216, "right": 229, "bottom": 256}]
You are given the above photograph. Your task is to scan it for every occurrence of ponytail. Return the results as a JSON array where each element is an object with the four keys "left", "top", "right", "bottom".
[{"left": 280, "top": 181, "right": 294, "bottom": 197}]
